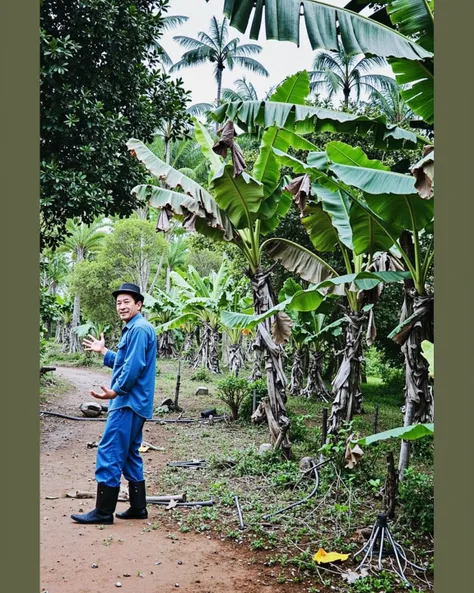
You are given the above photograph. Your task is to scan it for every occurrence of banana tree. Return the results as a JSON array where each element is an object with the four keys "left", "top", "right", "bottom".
[
  {"left": 156, "top": 262, "right": 234, "bottom": 373},
  {"left": 221, "top": 278, "right": 253, "bottom": 376},
  {"left": 147, "top": 287, "right": 181, "bottom": 358},
  {"left": 278, "top": 278, "right": 338, "bottom": 401},
  {"left": 217, "top": 0, "right": 434, "bottom": 125},
  {"left": 128, "top": 73, "right": 349, "bottom": 457},
  {"left": 277, "top": 140, "right": 433, "bottom": 472}
]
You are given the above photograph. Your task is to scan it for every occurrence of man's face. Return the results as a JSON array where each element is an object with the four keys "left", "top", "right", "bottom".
[{"left": 116, "top": 293, "right": 142, "bottom": 323}]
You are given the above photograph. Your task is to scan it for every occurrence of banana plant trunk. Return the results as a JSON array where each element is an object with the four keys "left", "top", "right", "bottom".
[
  {"left": 302, "top": 350, "right": 331, "bottom": 402},
  {"left": 229, "top": 335, "right": 244, "bottom": 377},
  {"left": 328, "top": 311, "right": 367, "bottom": 435},
  {"left": 249, "top": 268, "right": 291, "bottom": 458},
  {"left": 182, "top": 331, "right": 196, "bottom": 362},
  {"left": 193, "top": 323, "right": 220, "bottom": 373},
  {"left": 398, "top": 289, "right": 434, "bottom": 476},
  {"left": 290, "top": 347, "right": 306, "bottom": 396},
  {"left": 158, "top": 330, "right": 176, "bottom": 358},
  {"left": 250, "top": 348, "right": 263, "bottom": 381}
]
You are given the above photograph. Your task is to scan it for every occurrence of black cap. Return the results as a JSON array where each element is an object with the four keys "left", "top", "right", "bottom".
[{"left": 112, "top": 283, "right": 145, "bottom": 303}]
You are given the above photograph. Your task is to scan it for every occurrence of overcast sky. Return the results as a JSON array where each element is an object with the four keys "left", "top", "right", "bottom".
[{"left": 159, "top": 0, "right": 375, "bottom": 106}]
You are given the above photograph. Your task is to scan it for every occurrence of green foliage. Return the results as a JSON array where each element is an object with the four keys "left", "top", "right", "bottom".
[
  {"left": 215, "top": 375, "right": 249, "bottom": 420},
  {"left": 190, "top": 367, "right": 212, "bottom": 383},
  {"left": 69, "top": 217, "right": 167, "bottom": 328},
  {"left": 411, "top": 434, "right": 434, "bottom": 464},
  {"left": 399, "top": 468, "right": 434, "bottom": 534},
  {"left": 364, "top": 346, "right": 386, "bottom": 378},
  {"left": 69, "top": 259, "right": 119, "bottom": 329},
  {"left": 350, "top": 570, "right": 398, "bottom": 593},
  {"left": 100, "top": 217, "right": 168, "bottom": 287},
  {"left": 40, "top": 0, "right": 191, "bottom": 249},
  {"left": 319, "top": 421, "right": 354, "bottom": 473},
  {"left": 40, "top": 288, "right": 62, "bottom": 332},
  {"left": 239, "top": 379, "right": 268, "bottom": 421},
  {"left": 185, "top": 249, "right": 222, "bottom": 278},
  {"left": 380, "top": 365, "right": 405, "bottom": 393}
]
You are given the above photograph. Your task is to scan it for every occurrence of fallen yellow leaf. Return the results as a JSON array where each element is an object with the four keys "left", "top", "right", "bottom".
[{"left": 313, "top": 548, "right": 350, "bottom": 564}]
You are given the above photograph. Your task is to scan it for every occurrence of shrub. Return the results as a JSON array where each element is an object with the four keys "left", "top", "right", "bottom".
[
  {"left": 239, "top": 379, "right": 268, "bottom": 421},
  {"left": 191, "top": 367, "right": 212, "bottom": 383},
  {"left": 215, "top": 375, "right": 249, "bottom": 420},
  {"left": 398, "top": 467, "right": 434, "bottom": 534},
  {"left": 380, "top": 365, "right": 405, "bottom": 393},
  {"left": 364, "top": 346, "right": 385, "bottom": 378}
]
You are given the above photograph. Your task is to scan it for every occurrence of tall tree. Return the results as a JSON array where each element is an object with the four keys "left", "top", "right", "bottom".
[
  {"left": 170, "top": 16, "right": 269, "bottom": 105},
  {"left": 310, "top": 42, "right": 396, "bottom": 108},
  {"left": 59, "top": 218, "right": 108, "bottom": 352},
  {"left": 40, "top": 0, "right": 191, "bottom": 249}
]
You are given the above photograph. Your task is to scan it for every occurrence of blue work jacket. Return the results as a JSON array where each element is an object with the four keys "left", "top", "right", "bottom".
[{"left": 103, "top": 313, "right": 157, "bottom": 419}]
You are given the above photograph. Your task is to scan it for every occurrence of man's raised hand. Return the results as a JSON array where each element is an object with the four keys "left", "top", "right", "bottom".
[{"left": 83, "top": 333, "right": 106, "bottom": 354}]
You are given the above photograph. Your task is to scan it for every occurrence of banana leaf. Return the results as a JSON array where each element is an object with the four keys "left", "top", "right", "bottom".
[
  {"left": 128, "top": 139, "right": 234, "bottom": 241},
  {"left": 356, "top": 423, "right": 434, "bottom": 446},
  {"left": 222, "top": 0, "right": 432, "bottom": 60},
  {"left": 213, "top": 95, "right": 424, "bottom": 150}
]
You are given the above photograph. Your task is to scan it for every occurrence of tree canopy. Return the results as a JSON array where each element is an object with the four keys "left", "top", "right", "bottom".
[{"left": 40, "top": 0, "right": 191, "bottom": 248}]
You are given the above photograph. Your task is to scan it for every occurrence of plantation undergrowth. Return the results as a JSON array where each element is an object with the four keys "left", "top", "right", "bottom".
[{"left": 44, "top": 348, "right": 433, "bottom": 592}]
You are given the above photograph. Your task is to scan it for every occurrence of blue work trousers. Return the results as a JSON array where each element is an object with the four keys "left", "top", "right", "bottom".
[{"left": 95, "top": 407, "right": 146, "bottom": 487}]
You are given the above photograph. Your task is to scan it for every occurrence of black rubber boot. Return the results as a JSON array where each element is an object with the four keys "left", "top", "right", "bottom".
[
  {"left": 71, "top": 483, "right": 120, "bottom": 524},
  {"left": 116, "top": 480, "right": 148, "bottom": 520}
]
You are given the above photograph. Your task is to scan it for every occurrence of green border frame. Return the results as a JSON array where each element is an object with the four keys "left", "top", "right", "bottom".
[
  {"left": 3, "top": 1, "right": 40, "bottom": 591},
  {"left": 2, "top": 1, "right": 474, "bottom": 592}
]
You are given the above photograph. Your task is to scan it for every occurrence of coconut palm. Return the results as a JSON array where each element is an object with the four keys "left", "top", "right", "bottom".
[
  {"left": 369, "top": 85, "right": 414, "bottom": 126},
  {"left": 170, "top": 16, "right": 269, "bottom": 105},
  {"left": 310, "top": 42, "right": 397, "bottom": 108},
  {"left": 153, "top": 15, "right": 189, "bottom": 69},
  {"left": 221, "top": 77, "right": 259, "bottom": 102}
]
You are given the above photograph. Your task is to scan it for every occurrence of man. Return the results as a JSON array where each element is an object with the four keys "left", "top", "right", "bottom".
[{"left": 71, "top": 283, "right": 157, "bottom": 524}]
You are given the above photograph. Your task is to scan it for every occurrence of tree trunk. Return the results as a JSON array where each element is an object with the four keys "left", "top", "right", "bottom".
[
  {"left": 327, "top": 311, "right": 367, "bottom": 435},
  {"left": 250, "top": 348, "right": 263, "bottom": 381},
  {"left": 302, "top": 350, "right": 331, "bottom": 402},
  {"left": 290, "top": 347, "right": 306, "bottom": 396},
  {"left": 249, "top": 268, "right": 291, "bottom": 458},
  {"left": 229, "top": 338, "right": 244, "bottom": 377},
  {"left": 398, "top": 289, "right": 434, "bottom": 476},
  {"left": 209, "top": 326, "right": 220, "bottom": 374},
  {"left": 182, "top": 331, "right": 195, "bottom": 362},
  {"left": 69, "top": 293, "right": 82, "bottom": 353},
  {"left": 69, "top": 247, "right": 84, "bottom": 353},
  {"left": 193, "top": 323, "right": 220, "bottom": 373},
  {"left": 158, "top": 330, "right": 176, "bottom": 358}
]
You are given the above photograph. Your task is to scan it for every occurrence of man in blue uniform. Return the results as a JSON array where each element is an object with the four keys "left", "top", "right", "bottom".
[{"left": 71, "top": 283, "right": 157, "bottom": 524}]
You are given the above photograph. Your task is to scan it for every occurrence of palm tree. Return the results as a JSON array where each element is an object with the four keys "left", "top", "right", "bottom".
[
  {"left": 170, "top": 16, "right": 269, "bottom": 105},
  {"left": 59, "top": 218, "right": 109, "bottom": 353},
  {"left": 152, "top": 15, "right": 189, "bottom": 70},
  {"left": 221, "top": 77, "right": 259, "bottom": 102},
  {"left": 369, "top": 85, "right": 415, "bottom": 126},
  {"left": 310, "top": 42, "right": 397, "bottom": 108}
]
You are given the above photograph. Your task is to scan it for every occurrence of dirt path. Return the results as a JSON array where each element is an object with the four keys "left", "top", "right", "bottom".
[{"left": 40, "top": 366, "right": 306, "bottom": 593}]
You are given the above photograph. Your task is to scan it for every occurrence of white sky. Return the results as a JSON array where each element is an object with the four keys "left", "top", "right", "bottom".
[{"left": 160, "top": 0, "right": 367, "bottom": 106}]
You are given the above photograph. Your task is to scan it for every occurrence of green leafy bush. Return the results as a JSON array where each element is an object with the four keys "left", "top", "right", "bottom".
[
  {"left": 364, "top": 346, "right": 385, "bottom": 378},
  {"left": 380, "top": 365, "right": 405, "bottom": 393},
  {"left": 399, "top": 468, "right": 434, "bottom": 534},
  {"left": 239, "top": 379, "right": 268, "bottom": 421},
  {"left": 215, "top": 375, "right": 249, "bottom": 420},
  {"left": 191, "top": 367, "right": 212, "bottom": 383}
]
